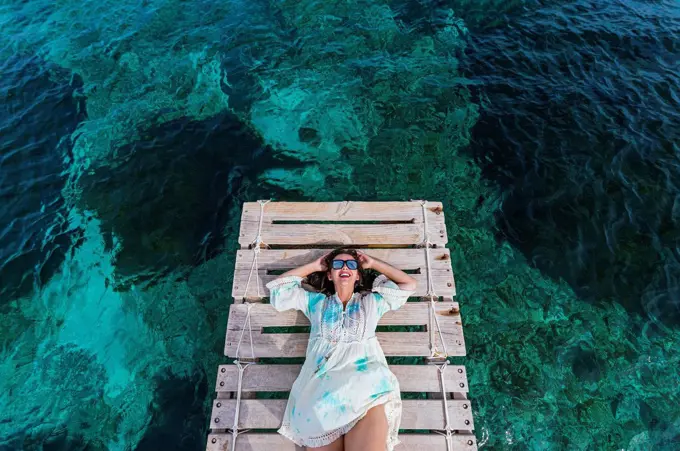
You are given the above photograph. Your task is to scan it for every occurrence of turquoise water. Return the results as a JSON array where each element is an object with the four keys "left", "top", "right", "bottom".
[{"left": 1, "top": 0, "right": 679, "bottom": 449}]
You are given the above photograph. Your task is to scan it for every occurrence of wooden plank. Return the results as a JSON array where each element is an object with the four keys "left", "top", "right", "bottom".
[
  {"left": 224, "top": 303, "right": 466, "bottom": 357},
  {"left": 206, "top": 432, "right": 478, "bottom": 450},
  {"left": 215, "top": 364, "right": 469, "bottom": 393},
  {"left": 226, "top": 302, "right": 459, "bottom": 327},
  {"left": 234, "top": 248, "right": 454, "bottom": 271},
  {"left": 232, "top": 271, "right": 455, "bottom": 299},
  {"left": 210, "top": 399, "right": 474, "bottom": 431},
  {"left": 241, "top": 201, "right": 445, "bottom": 223},
  {"left": 225, "top": 332, "right": 465, "bottom": 357},
  {"left": 239, "top": 223, "right": 447, "bottom": 247}
]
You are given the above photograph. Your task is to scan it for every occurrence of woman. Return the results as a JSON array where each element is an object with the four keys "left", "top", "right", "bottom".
[{"left": 265, "top": 248, "right": 418, "bottom": 451}]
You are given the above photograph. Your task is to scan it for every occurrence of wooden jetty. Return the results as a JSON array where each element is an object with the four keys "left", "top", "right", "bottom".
[{"left": 206, "top": 200, "right": 477, "bottom": 450}]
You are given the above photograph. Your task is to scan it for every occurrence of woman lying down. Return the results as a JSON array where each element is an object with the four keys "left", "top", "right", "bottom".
[{"left": 265, "top": 248, "right": 417, "bottom": 451}]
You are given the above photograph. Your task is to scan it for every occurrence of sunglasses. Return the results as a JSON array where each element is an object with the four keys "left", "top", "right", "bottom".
[{"left": 331, "top": 259, "right": 358, "bottom": 270}]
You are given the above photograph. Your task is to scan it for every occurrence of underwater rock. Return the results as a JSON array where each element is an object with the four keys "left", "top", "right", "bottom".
[
  {"left": 0, "top": 55, "right": 85, "bottom": 302},
  {"left": 78, "top": 112, "right": 304, "bottom": 284},
  {"left": 133, "top": 369, "right": 208, "bottom": 451}
]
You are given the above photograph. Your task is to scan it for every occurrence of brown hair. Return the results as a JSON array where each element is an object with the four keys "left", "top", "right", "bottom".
[{"left": 305, "top": 247, "right": 374, "bottom": 295}]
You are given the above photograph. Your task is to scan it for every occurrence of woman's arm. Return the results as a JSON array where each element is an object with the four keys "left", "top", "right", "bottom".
[
  {"left": 266, "top": 254, "right": 328, "bottom": 316},
  {"left": 358, "top": 251, "right": 417, "bottom": 291},
  {"left": 276, "top": 254, "right": 327, "bottom": 279}
]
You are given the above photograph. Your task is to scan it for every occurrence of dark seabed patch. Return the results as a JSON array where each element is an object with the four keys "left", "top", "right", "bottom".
[
  {"left": 0, "top": 55, "right": 86, "bottom": 302},
  {"left": 461, "top": 0, "right": 680, "bottom": 325},
  {"left": 134, "top": 370, "right": 209, "bottom": 451},
  {"left": 79, "top": 112, "right": 304, "bottom": 286}
]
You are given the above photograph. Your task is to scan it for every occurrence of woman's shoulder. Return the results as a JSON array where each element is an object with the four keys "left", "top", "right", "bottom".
[
  {"left": 357, "top": 289, "right": 375, "bottom": 304},
  {"left": 300, "top": 280, "right": 330, "bottom": 296}
]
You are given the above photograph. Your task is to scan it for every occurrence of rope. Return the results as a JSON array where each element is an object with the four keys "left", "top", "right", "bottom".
[
  {"left": 234, "top": 303, "right": 255, "bottom": 361},
  {"left": 243, "top": 199, "right": 271, "bottom": 299},
  {"left": 230, "top": 360, "right": 253, "bottom": 448},
  {"left": 413, "top": 200, "right": 455, "bottom": 450},
  {"left": 229, "top": 305, "right": 255, "bottom": 447},
  {"left": 230, "top": 199, "right": 271, "bottom": 445},
  {"left": 434, "top": 361, "right": 455, "bottom": 451},
  {"left": 412, "top": 199, "right": 449, "bottom": 358},
  {"left": 438, "top": 361, "right": 452, "bottom": 430},
  {"left": 417, "top": 199, "right": 437, "bottom": 297}
]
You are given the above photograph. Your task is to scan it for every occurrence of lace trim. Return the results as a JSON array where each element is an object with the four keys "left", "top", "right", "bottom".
[
  {"left": 322, "top": 293, "right": 364, "bottom": 341},
  {"left": 372, "top": 274, "right": 416, "bottom": 297},
  {"left": 384, "top": 391, "right": 402, "bottom": 451},
  {"left": 279, "top": 416, "right": 362, "bottom": 448},
  {"left": 265, "top": 275, "right": 303, "bottom": 290},
  {"left": 278, "top": 391, "right": 402, "bottom": 450}
]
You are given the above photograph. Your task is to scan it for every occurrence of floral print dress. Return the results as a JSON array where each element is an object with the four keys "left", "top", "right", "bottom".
[{"left": 265, "top": 274, "right": 415, "bottom": 449}]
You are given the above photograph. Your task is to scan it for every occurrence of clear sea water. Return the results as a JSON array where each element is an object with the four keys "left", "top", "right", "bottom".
[{"left": 1, "top": 0, "right": 678, "bottom": 449}]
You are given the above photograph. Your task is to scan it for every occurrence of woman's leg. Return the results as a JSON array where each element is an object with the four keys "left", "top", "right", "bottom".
[
  {"left": 308, "top": 435, "right": 344, "bottom": 451},
  {"left": 344, "top": 404, "right": 388, "bottom": 451}
]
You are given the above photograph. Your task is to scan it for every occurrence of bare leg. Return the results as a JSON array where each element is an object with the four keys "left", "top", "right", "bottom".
[
  {"left": 344, "top": 404, "right": 388, "bottom": 451},
  {"left": 308, "top": 435, "right": 344, "bottom": 451}
]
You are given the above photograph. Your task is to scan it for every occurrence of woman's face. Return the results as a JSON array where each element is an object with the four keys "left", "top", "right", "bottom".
[{"left": 327, "top": 253, "right": 360, "bottom": 289}]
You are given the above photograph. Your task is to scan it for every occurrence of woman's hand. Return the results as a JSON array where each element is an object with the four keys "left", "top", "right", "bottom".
[
  {"left": 312, "top": 252, "right": 330, "bottom": 272},
  {"left": 357, "top": 250, "right": 376, "bottom": 269},
  {"left": 359, "top": 251, "right": 417, "bottom": 290},
  {"left": 277, "top": 252, "right": 329, "bottom": 279}
]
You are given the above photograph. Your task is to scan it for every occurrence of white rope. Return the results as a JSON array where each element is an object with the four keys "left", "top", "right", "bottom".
[
  {"left": 413, "top": 200, "right": 455, "bottom": 449},
  {"left": 418, "top": 199, "right": 437, "bottom": 297},
  {"left": 230, "top": 199, "right": 271, "bottom": 445},
  {"left": 243, "top": 199, "right": 271, "bottom": 299},
  {"left": 412, "top": 199, "right": 449, "bottom": 358},
  {"left": 230, "top": 360, "right": 253, "bottom": 447},
  {"left": 434, "top": 361, "right": 455, "bottom": 451},
  {"left": 230, "top": 292, "right": 256, "bottom": 447},
  {"left": 438, "top": 361, "right": 452, "bottom": 430},
  {"left": 431, "top": 302, "right": 449, "bottom": 358},
  {"left": 434, "top": 429, "right": 455, "bottom": 451},
  {"left": 234, "top": 303, "right": 255, "bottom": 361}
]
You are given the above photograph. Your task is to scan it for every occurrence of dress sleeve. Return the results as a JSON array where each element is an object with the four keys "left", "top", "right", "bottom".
[
  {"left": 371, "top": 274, "right": 416, "bottom": 317},
  {"left": 265, "top": 275, "right": 323, "bottom": 318}
]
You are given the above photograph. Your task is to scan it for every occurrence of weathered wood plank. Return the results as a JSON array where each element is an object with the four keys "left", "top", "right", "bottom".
[
  {"left": 225, "top": 332, "right": 465, "bottom": 357},
  {"left": 240, "top": 201, "right": 445, "bottom": 223},
  {"left": 206, "top": 432, "right": 478, "bottom": 450},
  {"left": 226, "top": 302, "right": 460, "bottom": 327},
  {"left": 224, "top": 302, "right": 466, "bottom": 357},
  {"left": 215, "top": 364, "right": 469, "bottom": 393},
  {"left": 234, "top": 248, "right": 453, "bottom": 271},
  {"left": 223, "top": 334, "right": 465, "bottom": 358},
  {"left": 232, "top": 271, "right": 455, "bottom": 299},
  {"left": 210, "top": 399, "right": 474, "bottom": 431},
  {"left": 239, "top": 223, "right": 447, "bottom": 247}
]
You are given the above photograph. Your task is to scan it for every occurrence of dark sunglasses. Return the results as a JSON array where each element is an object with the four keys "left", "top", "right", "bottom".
[{"left": 331, "top": 259, "right": 358, "bottom": 270}]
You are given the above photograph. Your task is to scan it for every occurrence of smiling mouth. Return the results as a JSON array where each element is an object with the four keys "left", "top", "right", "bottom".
[{"left": 340, "top": 272, "right": 351, "bottom": 278}]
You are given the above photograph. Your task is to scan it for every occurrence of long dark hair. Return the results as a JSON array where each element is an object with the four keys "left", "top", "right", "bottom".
[{"left": 305, "top": 247, "right": 374, "bottom": 295}]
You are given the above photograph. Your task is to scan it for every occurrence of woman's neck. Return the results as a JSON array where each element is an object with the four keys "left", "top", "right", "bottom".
[{"left": 335, "top": 286, "right": 354, "bottom": 304}]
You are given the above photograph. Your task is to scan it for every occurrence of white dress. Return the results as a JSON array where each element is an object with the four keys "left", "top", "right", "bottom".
[{"left": 265, "top": 274, "right": 415, "bottom": 449}]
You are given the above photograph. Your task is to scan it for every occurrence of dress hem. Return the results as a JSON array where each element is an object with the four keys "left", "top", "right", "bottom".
[{"left": 278, "top": 391, "right": 401, "bottom": 450}]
